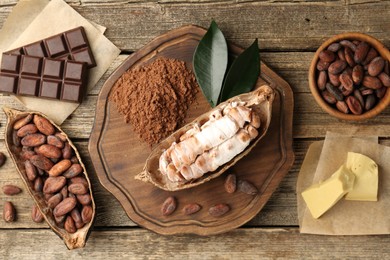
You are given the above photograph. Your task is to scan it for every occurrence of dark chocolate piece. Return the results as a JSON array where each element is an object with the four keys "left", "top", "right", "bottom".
[
  {"left": 6, "top": 27, "right": 96, "bottom": 68},
  {"left": 0, "top": 53, "right": 87, "bottom": 103}
]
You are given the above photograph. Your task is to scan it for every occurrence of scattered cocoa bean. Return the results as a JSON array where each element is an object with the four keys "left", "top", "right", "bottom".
[
  {"left": 161, "top": 196, "right": 177, "bottom": 216},
  {"left": 183, "top": 203, "right": 202, "bottom": 215},
  {"left": 48, "top": 159, "right": 72, "bottom": 177},
  {"left": 2, "top": 185, "right": 22, "bottom": 195},
  {"left": 3, "top": 201, "right": 16, "bottom": 222},
  {"left": 224, "top": 174, "right": 237, "bottom": 193},
  {"left": 238, "top": 180, "right": 258, "bottom": 195},
  {"left": 43, "top": 176, "right": 66, "bottom": 194},
  {"left": 31, "top": 204, "right": 44, "bottom": 223},
  {"left": 0, "top": 152, "right": 6, "bottom": 167},
  {"left": 33, "top": 115, "right": 55, "bottom": 136},
  {"left": 209, "top": 203, "right": 230, "bottom": 217},
  {"left": 53, "top": 197, "right": 77, "bottom": 217},
  {"left": 13, "top": 114, "right": 33, "bottom": 130},
  {"left": 81, "top": 205, "right": 93, "bottom": 224},
  {"left": 365, "top": 94, "right": 376, "bottom": 111}
]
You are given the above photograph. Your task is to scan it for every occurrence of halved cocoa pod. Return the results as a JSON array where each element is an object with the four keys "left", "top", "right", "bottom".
[
  {"left": 3, "top": 108, "right": 95, "bottom": 250},
  {"left": 136, "top": 85, "right": 274, "bottom": 191}
]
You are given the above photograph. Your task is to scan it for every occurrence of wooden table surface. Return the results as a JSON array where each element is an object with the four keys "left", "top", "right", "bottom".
[{"left": 0, "top": 0, "right": 389, "bottom": 259}]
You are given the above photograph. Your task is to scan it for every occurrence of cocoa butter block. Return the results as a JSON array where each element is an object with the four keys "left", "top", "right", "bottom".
[
  {"left": 0, "top": 53, "right": 87, "bottom": 103},
  {"left": 6, "top": 27, "right": 96, "bottom": 68}
]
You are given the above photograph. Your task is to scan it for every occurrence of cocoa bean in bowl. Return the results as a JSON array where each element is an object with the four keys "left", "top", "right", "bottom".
[
  {"left": 2, "top": 108, "right": 95, "bottom": 250},
  {"left": 309, "top": 32, "right": 390, "bottom": 120}
]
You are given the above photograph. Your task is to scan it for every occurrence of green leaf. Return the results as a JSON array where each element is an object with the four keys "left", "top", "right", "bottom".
[
  {"left": 219, "top": 39, "right": 260, "bottom": 103},
  {"left": 193, "top": 20, "right": 228, "bottom": 107}
]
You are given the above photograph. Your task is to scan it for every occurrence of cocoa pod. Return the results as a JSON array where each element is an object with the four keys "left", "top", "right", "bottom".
[
  {"left": 68, "top": 183, "right": 88, "bottom": 195},
  {"left": 12, "top": 130, "right": 21, "bottom": 147},
  {"left": 62, "top": 143, "right": 73, "bottom": 159},
  {"left": 64, "top": 216, "right": 77, "bottom": 234},
  {"left": 339, "top": 73, "right": 354, "bottom": 91},
  {"left": 352, "top": 65, "right": 364, "bottom": 85},
  {"left": 354, "top": 41, "right": 370, "bottom": 63},
  {"left": 33, "top": 115, "right": 55, "bottom": 135},
  {"left": 0, "top": 152, "right": 6, "bottom": 167},
  {"left": 209, "top": 203, "right": 230, "bottom": 217},
  {"left": 81, "top": 205, "right": 93, "bottom": 224},
  {"left": 24, "top": 160, "right": 38, "bottom": 181},
  {"left": 328, "top": 60, "right": 347, "bottom": 75},
  {"left": 3, "top": 201, "right": 16, "bottom": 222},
  {"left": 47, "top": 193, "right": 63, "bottom": 209},
  {"left": 346, "top": 96, "right": 363, "bottom": 115},
  {"left": 365, "top": 95, "right": 376, "bottom": 111},
  {"left": 344, "top": 47, "right": 356, "bottom": 68},
  {"left": 378, "top": 72, "right": 390, "bottom": 87},
  {"left": 71, "top": 208, "right": 85, "bottom": 229},
  {"left": 340, "top": 40, "right": 357, "bottom": 52},
  {"left": 48, "top": 159, "right": 72, "bottom": 177},
  {"left": 13, "top": 114, "right": 33, "bottom": 130},
  {"left": 328, "top": 72, "right": 341, "bottom": 87},
  {"left": 36, "top": 144, "right": 62, "bottom": 159},
  {"left": 43, "top": 176, "right": 66, "bottom": 194},
  {"left": 316, "top": 60, "right": 330, "bottom": 71},
  {"left": 63, "top": 164, "right": 83, "bottom": 179},
  {"left": 319, "top": 50, "right": 335, "bottom": 63},
  {"left": 317, "top": 71, "right": 327, "bottom": 90},
  {"left": 47, "top": 135, "right": 64, "bottom": 149},
  {"left": 183, "top": 203, "right": 202, "bottom": 215},
  {"left": 77, "top": 194, "right": 92, "bottom": 206},
  {"left": 161, "top": 196, "right": 177, "bottom": 216},
  {"left": 326, "top": 83, "right": 343, "bottom": 101},
  {"left": 31, "top": 204, "right": 44, "bottom": 223},
  {"left": 33, "top": 177, "right": 43, "bottom": 192},
  {"left": 362, "top": 48, "right": 378, "bottom": 65},
  {"left": 21, "top": 133, "right": 46, "bottom": 147},
  {"left": 238, "top": 180, "right": 258, "bottom": 195},
  {"left": 327, "top": 43, "right": 341, "bottom": 52},
  {"left": 363, "top": 76, "right": 383, "bottom": 89},
  {"left": 2, "top": 185, "right": 22, "bottom": 195},
  {"left": 322, "top": 91, "right": 337, "bottom": 104},
  {"left": 53, "top": 197, "right": 77, "bottom": 217},
  {"left": 376, "top": 87, "right": 387, "bottom": 99},
  {"left": 354, "top": 90, "right": 364, "bottom": 107},
  {"left": 224, "top": 174, "right": 237, "bottom": 193},
  {"left": 336, "top": 101, "right": 349, "bottom": 114},
  {"left": 30, "top": 154, "right": 54, "bottom": 171},
  {"left": 17, "top": 124, "right": 38, "bottom": 137},
  {"left": 368, "top": 57, "right": 385, "bottom": 77}
]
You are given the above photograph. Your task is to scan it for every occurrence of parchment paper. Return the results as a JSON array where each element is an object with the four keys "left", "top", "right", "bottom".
[
  {"left": 297, "top": 132, "right": 390, "bottom": 235},
  {"left": 0, "top": 0, "right": 120, "bottom": 124}
]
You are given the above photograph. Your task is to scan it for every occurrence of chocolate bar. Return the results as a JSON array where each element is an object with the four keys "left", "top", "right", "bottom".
[
  {"left": 0, "top": 53, "right": 87, "bottom": 103},
  {"left": 6, "top": 27, "right": 96, "bottom": 68}
]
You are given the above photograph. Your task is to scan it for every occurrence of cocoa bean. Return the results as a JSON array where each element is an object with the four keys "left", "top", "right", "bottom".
[
  {"left": 2, "top": 185, "right": 22, "bottom": 195},
  {"left": 48, "top": 159, "right": 72, "bottom": 177},
  {"left": 71, "top": 208, "right": 84, "bottom": 229},
  {"left": 31, "top": 204, "right": 44, "bottom": 223},
  {"left": 13, "top": 114, "right": 33, "bottom": 130},
  {"left": 3, "top": 201, "right": 16, "bottom": 222},
  {"left": 361, "top": 88, "right": 374, "bottom": 96},
  {"left": 12, "top": 130, "right": 21, "bottom": 147},
  {"left": 47, "top": 193, "right": 63, "bottom": 209},
  {"left": 362, "top": 48, "right": 378, "bottom": 65},
  {"left": 63, "top": 164, "right": 83, "bottom": 179},
  {"left": 55, "top": 132, "right": 67, "bottom": 142},
  {"left": 68, "top": 183, "right": 88, "bottom": 195},
  {"left": 352, "top": 65, "right": 364, "bottom": 85},
  {"left": 36, "top": 144, "right": 62, "bottom": 159},
  {"left": 37, "top": 167, "right": 45, "bottom": 176},
  {"left": 365, "top": 94, "right": 376, "bottom": 111},
  {"left": 62, "top": 143, "right": 73, "bottom": 159},
  {"left": 238, "top": 180, "right": 258, "bottom": 195},
  {"left": 183, "top": 203, "right": 202, "bottom": 215},
  {"left": 70, "top": 156, "right": 79, "bottom": 164},
  {"left": 20, "top": 150, "right": 36, "bottom": 160},
  {"left": 53, "top": 197, "right": 77, "bottom": 217},
  {"left": 77, "top": 194, "right": 92, "bottom": 206},
  {"left": 339, "top": 73, "right": 354, "bottom": 91},
  {"left": 352, "top": 40, "right": 360, "bottom": 46},
  {"left": 339, "top": 86, "right": 353, "bottom": 97},
  {"left": 33, "top": 177, "right": 43, "bottom": 192},
  {"left": 326, "top": 83, "right": 343, "bottom": 101},
  {"left": 385, "top": 60, "right": 390, "bottom": 75},
  {"left": 25, "top": 160, "right": 38, "bottom": 181},
  {"left": 328, "top": 60, "right": 347, "bottom": 75},
  {"left": 60, "top": 186, "right": 68, "bottom": 199},
  {"left": 376, "top": 87, "right": 387, "bottom": 99},
  {"left": 344, "top": 47, "right": 356, "bottom": 67},
  {"left": 224, "top": 174, "right": 237, "bottom": 193},
  {"left": 161, "top": 196, "right": 177, "bottom": 216},
  {"left": 337, "top": 49, "right": 346, "bottom": 61},
  {"left": 317, "top": 71, "right": 327, "bottom": 90},
  {"left": 316, "top": 60, "right": 330, "bottom": 71},
  {"left": 33, "top": 115, "right": 55, "bottom": 136},
  {"left": 354, "top": 41, "right": 370, "bottom": 63},
  {"left": 81, "top": 205, "right": 93, "bottom": 223},
  {"left": 354, "top": 90, "right": 365, "bottom": 107},
  {"left": 378, "top": 72, "right": 390, "bottom": 87},
  {"left": 43, "top": 176, "right": 66, "bottom": 194},
  {"left": 21, "top": 134, "right": 46, "bottom": 147},
  {"left": 319, "top": 50, "right": 335, "bottom": 63},
  {"left": 54, "top": 214, "right": 66, "bottom": 227},
  {"left": 336, "top": 101, "right": 349, "bottom": 114},
  {"left": 209, "top": 203, "right": 230, "bottom": 217},
  {"left": 346, "top": 96, "right": 363, "bottom": 115},
  {"left": 47, "top": 135, "right": 64, "bottom": 149},
  {"left": 327, "top": 43, "right": 341, "bottom": 52},
  {"left": 64, "top": 216, "right": 77, "bottom": 233},
  {"left": 368, "top": 57, "right": 385, "bottom": 77},
  {"left": 363, "top": 76, "right": 383, "bottom": 89},
  {"left": 69, "top": 176, "right": 88, "bottom": 187},
  {"left": 68, "top": 192, "right": 76, "bottom": 199},
  {"left": 328, "top": 72, "right": 341, "bottom": 87},
  {"left": 340, "top": 40, "right": 357, "bottom": 52},
  {"left": 0, "top": 152, "right": 6, "bottom": 167},
  {"left": 44, "top": 193, "right": 54, "bottom": 201},
  {"left": 322, "top": 91, "right": 337, "bottom": 104},
  {"left": 17, "top": 124, "right": 38, "bottom": 137},
  {"left": 30, "top": 154, "right": 53, "bottom": 171}
]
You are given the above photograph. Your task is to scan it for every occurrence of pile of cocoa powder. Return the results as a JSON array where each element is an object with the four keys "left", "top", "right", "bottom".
[{"left": 110, "top": 57, "right": 198, "bottom": 146}]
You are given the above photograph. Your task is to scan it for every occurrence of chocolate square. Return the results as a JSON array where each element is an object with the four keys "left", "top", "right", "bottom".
[
  {"left": 0, "top": 74, "right": 18, "bottom": 93},
  {"left": 18, "top": 77, "right": 39, "bottom": 96},
  {"left": 61, "top": 82, "right": 82, "bottom": 102},
  {"left": 42, "top": 59, "right": 64, "bottom": 79},
  {"left": 64, "top": 61, "right": 84, "bottom": 81},
  {"left": 40, "top": 80, "right": 61, "bottom": 99},
  {"left": 72, "top": 49, "right": 95, "bottom": 68},
  {"left": 24, "top": 42, "right": 47, "bottom": 57},
  {"left": 21, "top": 56, "right": 42, "bottom": 76},
  {"left": 1, "top": 54, "right": 20, "bottom": 73},
  {"left": 45, "top": 35, "right": 68, "bottom": 57},
  {"left": 65, "top": 28, "right": 88, "bottom": 50}
]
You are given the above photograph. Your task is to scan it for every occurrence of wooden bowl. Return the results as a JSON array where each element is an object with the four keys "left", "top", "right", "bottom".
[{"left": 309, "top": 32, "right": 390, "bottom": 120}]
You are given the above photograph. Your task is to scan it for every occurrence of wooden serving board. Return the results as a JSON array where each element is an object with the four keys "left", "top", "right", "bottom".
[{"left": 88, "top": 25, "right": 294, "bottom": 235}]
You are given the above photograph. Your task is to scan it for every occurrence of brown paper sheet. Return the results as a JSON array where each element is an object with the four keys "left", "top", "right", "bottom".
[
  {"left": 297, "top": 132, "right": 390, "bottom": 235},
  {"left": 0, "top": 0, "right": 120, "bottom": 124}
]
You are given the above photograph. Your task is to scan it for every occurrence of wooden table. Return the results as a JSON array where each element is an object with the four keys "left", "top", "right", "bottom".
[{"left": 0, "top": 0, "right": 389, "bottom": 258}]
